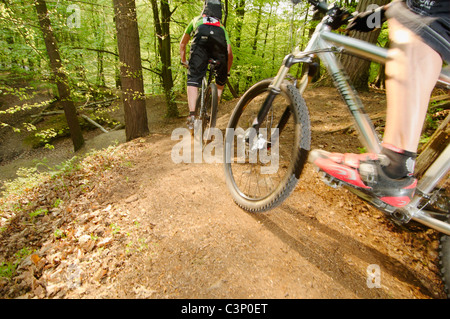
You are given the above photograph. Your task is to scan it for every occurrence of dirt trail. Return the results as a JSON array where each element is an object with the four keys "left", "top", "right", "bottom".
[{"left": 0, "top": 88, "right": 446, "bottom": 299}]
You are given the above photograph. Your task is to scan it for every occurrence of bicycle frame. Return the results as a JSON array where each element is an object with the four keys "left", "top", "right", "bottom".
[{"left": 268, "top": 17, "right": 450, "bottom": 235}]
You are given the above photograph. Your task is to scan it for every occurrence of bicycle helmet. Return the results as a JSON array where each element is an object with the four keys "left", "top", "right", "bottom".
[{"left": 202, "top": 0, "right": 222, "bottom": 20}]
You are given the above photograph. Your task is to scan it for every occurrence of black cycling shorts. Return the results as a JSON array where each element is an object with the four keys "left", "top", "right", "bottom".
[
  {"left": 387, "top": 1, "right": 450, "bottom": 63},
  {"left": 188, "top": 24, "right": 228, "bottom": 87}
]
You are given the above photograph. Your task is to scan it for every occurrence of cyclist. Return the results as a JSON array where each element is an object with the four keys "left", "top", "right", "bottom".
[
  {"left": 309, "top": 0, "right": 450, "bottom": 207},
  {"left": 179, "top": 0, "right": 233, "bottom": 130}
]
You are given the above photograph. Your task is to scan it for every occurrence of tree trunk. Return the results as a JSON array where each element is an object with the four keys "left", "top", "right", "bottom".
[
  {"left": 223, "top": 0, "right": 229, "bottom": 27},
  {"left": 307, "top": 9, "right": 323, "bottom": 82},
  {"left": 234, "top": 0, "right": 246, "bottom": 94},
  {"left": 112, "top": 30, "right": 122, "bottom": 89},
  {"left": 340, "top": 0, "right": 390, "bottom": 91},
  {"left": 150, "top": 0, "right": 178, "bottom": 118},
  {"left": 245, "top": 3, "right": 262, "bottom": 87},
  {"left": 34, "top": 0, "right": 84, "bottom": 151},
  {"left": 113, "top": 0, "right": 149, "bottom": 141},
  {"left": 261, "top": 3, "right": 273, "bottom": 60},
  {"left": 372, "top": 39, "right": 390, "bottom": 89},
  {"left": 372, "top": 63, "right": 386, "bottom": 88},
  {"left": 415, "top": 113, "right": 449, "bottom": 178}
]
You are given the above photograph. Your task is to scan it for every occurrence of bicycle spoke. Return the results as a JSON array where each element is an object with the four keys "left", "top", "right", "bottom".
[
  {"left": 224, "top": 78, "right": 310, "bottom": 212},
  {"left": 229, "top": 90, "right": 296, "bottom": 200}
]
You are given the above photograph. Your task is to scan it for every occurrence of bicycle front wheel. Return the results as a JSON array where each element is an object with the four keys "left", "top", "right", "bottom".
[
  {"left": 440, "top": 216, "right": 450, "bottom": 298},
  {"left": 224, "top": 78, "right": 311, "bottom": 212}
]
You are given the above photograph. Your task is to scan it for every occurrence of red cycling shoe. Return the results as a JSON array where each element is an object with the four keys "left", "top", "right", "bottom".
[{"left": 308, "top": 149, "right": 417, "bottom": 207}]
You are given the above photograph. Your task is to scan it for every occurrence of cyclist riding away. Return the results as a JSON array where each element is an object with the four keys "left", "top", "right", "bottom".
[
  {"left": 179, "top": 0, "right": 234, "bottom": 130},
  {"left": 309, "top": 0, "right": 450, "bottom": 207}
]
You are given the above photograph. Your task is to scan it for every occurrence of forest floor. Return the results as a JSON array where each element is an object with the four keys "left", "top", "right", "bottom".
[{"left": 0, "top": 83, "right": 448, "bottom": 300}]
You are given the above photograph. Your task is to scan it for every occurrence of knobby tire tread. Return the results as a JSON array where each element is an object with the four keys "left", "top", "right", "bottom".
[
  {"left": 224, "top": 79, "right": 311, "bottom": 213},
  {"left": 439, "top": 217, "right": 450, "bottom": 298},
  {"left": 209, "top": 83, "right": 218, "bottom": 129}
]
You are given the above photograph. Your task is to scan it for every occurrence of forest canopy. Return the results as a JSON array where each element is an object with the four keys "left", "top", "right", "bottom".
[{"left": 0, "top": 0, "right": 388, "bottom": 147}]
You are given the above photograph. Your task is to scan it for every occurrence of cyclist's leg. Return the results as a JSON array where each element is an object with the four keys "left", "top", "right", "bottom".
[
  {"left": 384, "top": 18, "right": 442, "bottom": 154},
  {"left": 187, "top": 86, "right": 199, "bottom": 113},
  {"left": 216, "top": 55, "right": 226, "bottom": 99},
  {"left": 309, "top": 18, "right": 443, "bottom": 207},
  {"left": 381, "top": 18, "right": 442, "bottom": 179},
  {"left": 217, "top": 84, "right": 224, "bottom": 100},
  {"left": 187, "top": 45, "right": 208, "bottom": 128},
  {"left": 209, "top": 38, "right": 228, "bottom": 101},
  {"left": 215, "top": 62, "right": 227, "bottom": 100},
  {"left": 381, "top": 1, "right": 449, "bottom": 178}
]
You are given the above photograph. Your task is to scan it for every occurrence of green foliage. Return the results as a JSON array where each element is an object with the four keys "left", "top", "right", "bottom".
[
  {"left": 23, "top": 114, "right": 70, "bottom": 148},
  {"left": 0, "top": 260, "right": 17, "bottom": 279},
  {"left": 0, "top": 0, "right": 391, "bottom": 130},
  {"left": 29, "top": 207, "right": 48, "bottom": 223},
  {"left": 1, "top": 166, "right": 48, "bottom": 197},
  {"left": 3, "top": 0, "right": 321, "bottom": 97},
  {"left": 0, "top": 247, "right": 34, "bottom": 279},
  {"left": 53, "top": 228, "right": 66, "bottom": 240},
  {"left": 0, "top": 155, "right": 81, "bottom": 201}
]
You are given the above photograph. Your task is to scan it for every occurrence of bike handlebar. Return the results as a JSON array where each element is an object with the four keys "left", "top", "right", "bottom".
[
  {"left": 291, "top": 0, "right": 329, "bottom": 13},
  {"left": 292, "top": 0, "right": 353, "bottom": 30},
  {"left": 307, "top": 0, "right": 330, "bottom": 13}
]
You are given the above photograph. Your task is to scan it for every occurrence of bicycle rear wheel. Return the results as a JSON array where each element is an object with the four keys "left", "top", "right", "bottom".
[
  {"left": 195, "top": 82, "right": 218, "bottom": 147},
  {"left": 224, "top": 78, "right": 311, "bottom": 212},
  {"left": 203, "top": 83, "right": 218, "bottom": 143}
]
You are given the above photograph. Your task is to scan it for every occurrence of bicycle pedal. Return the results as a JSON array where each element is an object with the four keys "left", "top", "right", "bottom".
[
  {"left": 345, "top": 187, "right": 408, "bottom": 222},
  {"left": 318, "top": 171, "right": 343, "bottom": 189}
]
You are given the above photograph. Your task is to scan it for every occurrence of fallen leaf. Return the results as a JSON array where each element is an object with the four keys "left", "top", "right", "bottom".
[{"left": 31, "top": 254, "right": 41, "bottom": 266}]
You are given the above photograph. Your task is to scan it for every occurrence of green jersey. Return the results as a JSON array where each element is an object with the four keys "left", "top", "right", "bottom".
[{"left": 185, "top": 15, "right": 231, "bottom": 45}]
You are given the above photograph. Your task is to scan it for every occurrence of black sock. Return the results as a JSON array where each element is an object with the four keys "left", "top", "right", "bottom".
[
  {"left": 189, "top": 111, "right": 195, "bottom": 116},
  {"left": 381, "top": 145, "right": 416, "bottom": 179}
]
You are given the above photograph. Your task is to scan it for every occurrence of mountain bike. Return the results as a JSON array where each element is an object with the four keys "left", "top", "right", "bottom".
[
  {"left": 193, "top": 59, "right": 219, "bottom": 147},
  {"left": 223, "top": 0, "right": 450, "bottom": 296}
]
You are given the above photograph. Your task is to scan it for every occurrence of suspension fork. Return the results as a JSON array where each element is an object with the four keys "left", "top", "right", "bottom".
[
  {"left": 252, "top": 54, "right": 312, "bottom": 134},
  {"left": 274, "top": 62, "right": 319, "bottom": 135},
  {"left": 252, "top": 90, "right": 278, "bottom": 131}
]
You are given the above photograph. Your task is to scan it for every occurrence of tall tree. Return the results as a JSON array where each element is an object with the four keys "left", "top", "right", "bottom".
[
  {"left": 245, "top": 2, "right": 262, "bottom": 86},
  {"left": 150, "top": 0, "right": 178, "bottom": 118},
  {"left": 233, "top": 0, "right": 246, "bottom": 94},
  {"left": 223, "top": 0, "right": 229, "bottom": 27},
  {"left": 34, "top": 0, "right": 84, "bottom": 151},
  {"left": 113, "top": 0, "right": 149, "bottom": 141},
  {"left": 340, "top": 0, "right": 390, "bottom": 90}
]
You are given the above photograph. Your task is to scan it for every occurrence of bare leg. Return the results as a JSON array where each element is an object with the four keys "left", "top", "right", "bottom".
[
  {"left": 308, "top": 18, "right": 443, "bottom": 204},
  {"left": 217, "top": 84, "right": 224, "bottom": 100},
  {"left": 383, "top": 18, "right": 442, "bottom": 153},
  {"left": 189, "top": 84, "right": 224, "bottom": 114},
  {"left": 187, "top": 85, "right": 198, "bottom": 113}
]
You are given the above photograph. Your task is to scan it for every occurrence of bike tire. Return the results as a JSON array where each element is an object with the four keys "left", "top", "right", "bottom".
[
  {"left": 194, "top": 81, "right": 205, "bottom": 119},
  {"left": 224, "top": 78, "right": 311, "bottom": 212},
  {"left": 203, "top": 83, "right": 218, "bottom": 143},
  {"left": 440, "top": 218, "right": 450, "bottom": 298},
  {"left": 194, "top": 82, "right": 218, "bottom": 146}
]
